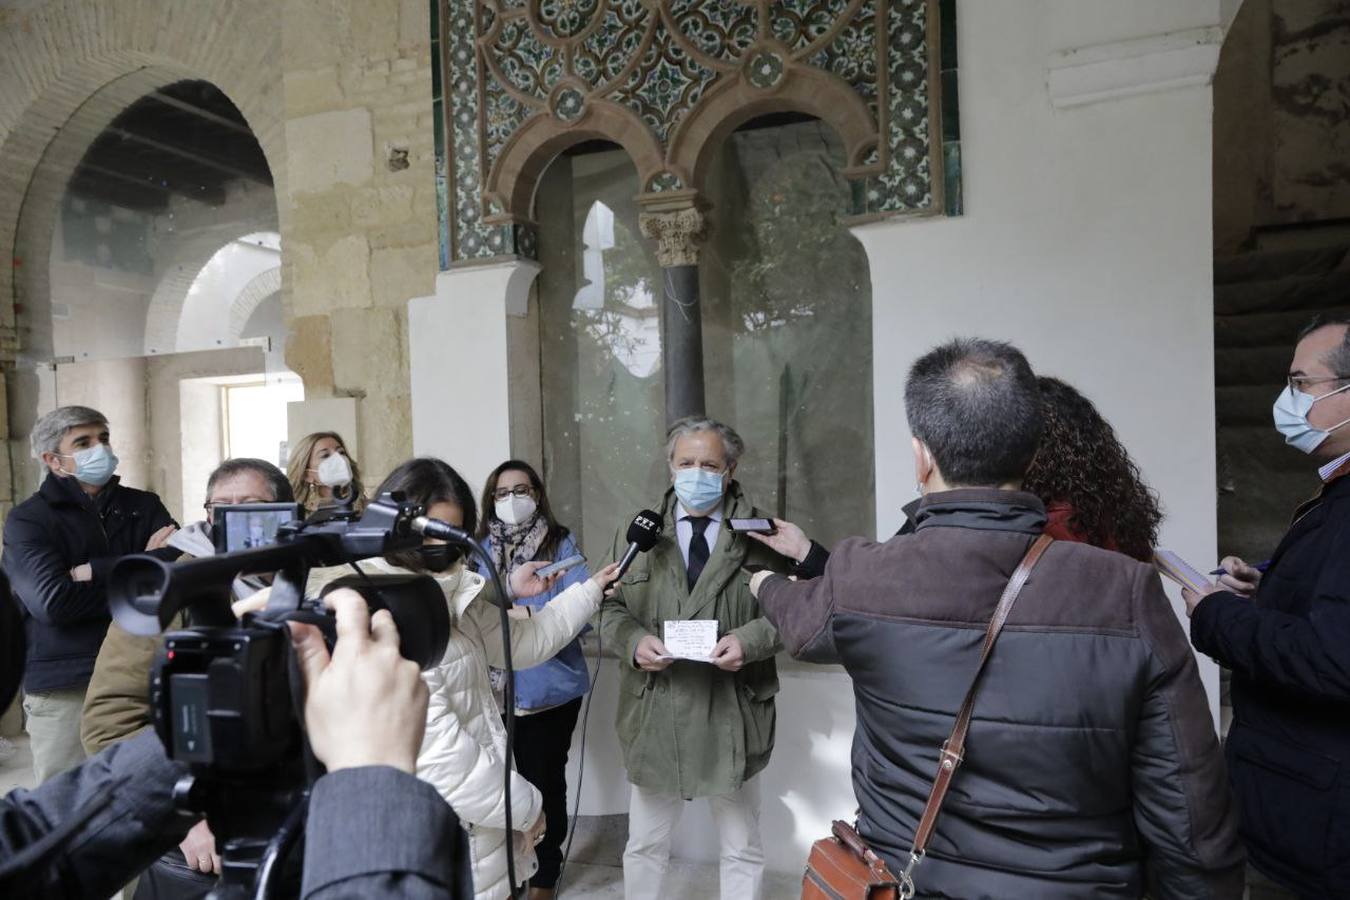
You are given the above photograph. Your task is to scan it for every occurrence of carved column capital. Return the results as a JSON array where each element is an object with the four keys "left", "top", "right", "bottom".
[{"left": 639, "top": 206, "right": 709, "bottom": 267}]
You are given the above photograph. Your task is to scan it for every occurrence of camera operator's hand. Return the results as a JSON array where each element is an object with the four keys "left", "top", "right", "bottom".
[
  {"left": 179, "top": 819, "right": 220, "bottom": 874},
  {"left": 509, "top": 560, "right": 562, "bottom": 598},
  {"left": 291, "top": 588, "right": 429, "bottom": 774}
]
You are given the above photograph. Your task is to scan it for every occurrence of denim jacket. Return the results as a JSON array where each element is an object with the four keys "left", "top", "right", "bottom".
[{"left": 480, "top": 532, "right": 591, "bottom": 712}]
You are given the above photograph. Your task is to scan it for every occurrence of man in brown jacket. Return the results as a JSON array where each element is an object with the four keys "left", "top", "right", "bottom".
[
  {"left": 751, "top": 338, "right": 1244, "bottom": 899},
  {"left": 82, "top": 457, "right": 292, "bottom": 889}
]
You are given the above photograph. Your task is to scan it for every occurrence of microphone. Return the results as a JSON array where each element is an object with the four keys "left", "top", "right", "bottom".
[
  {"left": 616, "top": 509, "right": 663, "bottom": 579},
  {"left": 411, "top": 515, "right": 472, "bottom": 543}
]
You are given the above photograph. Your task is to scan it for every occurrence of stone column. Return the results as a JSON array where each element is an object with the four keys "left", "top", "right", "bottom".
[{"left": 639, "top": 205, "right": 709, "bottom": 426}]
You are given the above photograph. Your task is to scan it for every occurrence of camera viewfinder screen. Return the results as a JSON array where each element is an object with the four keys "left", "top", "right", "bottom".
[{"left": 221, "top": 504, "right": 301, "bottom": 552}]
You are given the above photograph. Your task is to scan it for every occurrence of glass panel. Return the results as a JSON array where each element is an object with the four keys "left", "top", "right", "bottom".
[
  {"left": 14, "top": 78, "right": 281, "bottom": 370},
  {"left": 537, "top": 150, "right": 666, "bottom": 556},
  {"left": 536, "top": 121, "right": 874, "bottom": 556},
  {"left": 701, "top": 119, "right": 875, "bottom": 546}
]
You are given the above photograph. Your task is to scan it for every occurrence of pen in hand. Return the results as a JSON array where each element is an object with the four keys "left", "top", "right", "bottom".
[{"left": 1209, "top": 560, "right": 1271, "bottom": 577}]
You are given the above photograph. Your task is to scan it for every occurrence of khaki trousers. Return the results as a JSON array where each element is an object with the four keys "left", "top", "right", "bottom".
[
  {"left": 23, "top": 686, "right": 88, "bottom": 784},
  {"left": 622, "top": 777, "right": 764, "bottom": 900}
]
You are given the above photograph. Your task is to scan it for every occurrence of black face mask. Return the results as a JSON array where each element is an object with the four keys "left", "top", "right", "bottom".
[{"left": 421, "top": 544, "right": 464, "bottom": 573}]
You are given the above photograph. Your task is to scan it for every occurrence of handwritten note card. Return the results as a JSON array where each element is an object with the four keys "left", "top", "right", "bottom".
[{"left": 661, "top": 619, "right": 719, "bottom": 662}]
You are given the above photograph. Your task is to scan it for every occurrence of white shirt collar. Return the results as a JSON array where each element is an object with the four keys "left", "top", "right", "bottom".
[{"left": 676, "top": 501, "right": 723, "bottom": 523}]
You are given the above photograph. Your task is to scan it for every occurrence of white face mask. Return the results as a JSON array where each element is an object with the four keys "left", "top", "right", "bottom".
[
  {"left": 495, "top": 494, "right": 538, "bottom": 526},
  {"left": 312, "top": 452, "right": 353, "bottom": 489}
]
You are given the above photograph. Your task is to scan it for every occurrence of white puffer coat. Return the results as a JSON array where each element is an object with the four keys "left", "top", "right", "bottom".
[
  {"left": 368, "top": 558, "right": 601, "bottom": 900},
  {"left": 280, "top": 558, "right": 601, "bottom": 898}
]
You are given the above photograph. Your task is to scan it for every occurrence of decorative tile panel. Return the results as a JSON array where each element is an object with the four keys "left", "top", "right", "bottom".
[{"left": 435, "top": 0, "right": 961, "bottom": 266}]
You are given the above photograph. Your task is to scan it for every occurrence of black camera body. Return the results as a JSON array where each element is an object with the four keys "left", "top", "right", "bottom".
[
  {"left": 153, "top": 626, "right": 297, "bottom": 771},
  {"left": 108, "top": 491, "right": 455, "bottom": 898}
]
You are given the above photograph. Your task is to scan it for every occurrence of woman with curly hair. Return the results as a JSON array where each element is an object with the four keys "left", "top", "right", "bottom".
[{"left": 1022, "top": 376, "right": 1163, "bottom": 561}]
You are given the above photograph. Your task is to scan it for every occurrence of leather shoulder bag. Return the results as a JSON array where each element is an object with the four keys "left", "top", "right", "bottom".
[{"left": 801, "top": 534, "right": 1055, "bottom": 900}]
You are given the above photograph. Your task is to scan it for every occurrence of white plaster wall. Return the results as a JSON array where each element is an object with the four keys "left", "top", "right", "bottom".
[
  {"left": 408, "top": 263, "right": 519, "bottom": 493},
  {"left": 858, "top": 0, "right": 1221, "bottom": 719},
  {"left": 418, "top": 0, "right": 1229, "bottom": 877}
]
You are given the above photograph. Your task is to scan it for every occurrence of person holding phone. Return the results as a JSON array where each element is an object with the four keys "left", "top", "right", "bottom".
[{"left": 475, "top": 460, "right": 590, "bottom": 900}]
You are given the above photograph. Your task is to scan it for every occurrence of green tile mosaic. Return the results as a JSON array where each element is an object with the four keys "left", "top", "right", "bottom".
[{"left": 433, "top": 0, "right": 963, "bottom": 267}]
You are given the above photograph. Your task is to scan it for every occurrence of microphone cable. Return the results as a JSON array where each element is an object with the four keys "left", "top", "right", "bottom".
[{"left": 554, "top": 600, "right": 603, "bottom": 895}]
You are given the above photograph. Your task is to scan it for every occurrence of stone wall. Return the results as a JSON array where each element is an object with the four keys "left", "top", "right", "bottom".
[
  {"left": 0, "top": 0, "right": 440, "bottom": 505},
  {"left": 279, "top": 0, "right": 439, "bottom": 483},
  {"left": 1214, "top": 0, "right": 1350, "bottom": 252}
]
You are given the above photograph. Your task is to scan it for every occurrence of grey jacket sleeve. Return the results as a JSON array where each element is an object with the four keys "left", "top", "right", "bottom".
[
  {"left": 1129, "top": 567, "right": 1245, "bottom": 899},
  {"left": 0, "top": 730, "right": 191, "bottom": 899},
  {"left": 302, "top": 766, "right": 473, "bottom": 900}
]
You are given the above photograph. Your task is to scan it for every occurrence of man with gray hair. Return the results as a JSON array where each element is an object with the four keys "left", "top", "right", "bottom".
[
  {"left": 2, "top": 405, "right": 176, "bottom": 783},
  {"left": 600, "top": 416, "right": 788, "bottom": 900}
]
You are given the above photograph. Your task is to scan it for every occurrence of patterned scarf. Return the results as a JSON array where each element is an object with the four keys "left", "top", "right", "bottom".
[{"left": 488, "top": 512, "right": 550, "bottom": 576}]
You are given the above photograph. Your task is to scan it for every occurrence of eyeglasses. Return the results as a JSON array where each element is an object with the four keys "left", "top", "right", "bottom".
[
  {"left": 1288, "top": 374, "right": 1349, "bottom": 394},
  {"left": 204, "top": 497, "right": 270, "bottom": 515},
  {"left": 492, "top": 485, "right": 535, "bottom": 501}
]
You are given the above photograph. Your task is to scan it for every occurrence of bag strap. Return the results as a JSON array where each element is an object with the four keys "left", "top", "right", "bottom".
[{"left": 899, "top": 533, "right": 1054, "bottom": 895}]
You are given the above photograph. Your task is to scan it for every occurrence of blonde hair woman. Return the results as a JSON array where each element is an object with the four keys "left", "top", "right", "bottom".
[{"left": 287, "top": 431, "right": 366, "bottom": 513}]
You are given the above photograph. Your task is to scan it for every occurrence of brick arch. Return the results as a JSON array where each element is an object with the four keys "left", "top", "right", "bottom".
[
  {"left": 0, "top": 0, "right": 285, "bottom": 362},
  {"left": 483, "top": 99, "right": 666, "bottom": 223},
  {"left": 228, "top": 266, "right": 282, "bottom": 342},
  {"left": 140, "top": 200, "right": 280, "bottom": 355},
  {"left": 669, "top": 66, "right": 879, "bottom": 197}
]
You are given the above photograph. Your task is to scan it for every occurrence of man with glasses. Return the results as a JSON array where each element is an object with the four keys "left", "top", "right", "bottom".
[
  {"left": 80, "top": 457, "right": 293, "bottom": 894},
  {"left": 600, "top": 416, "right": 785, "bottom": 900},
  {"left": 1185, "top": 314, "right": 1350, "bottom": 898}
]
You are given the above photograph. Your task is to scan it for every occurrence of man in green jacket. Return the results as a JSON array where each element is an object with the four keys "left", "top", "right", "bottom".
[{"left": 600, "top": 416, "right": 784, "bottom": 900}]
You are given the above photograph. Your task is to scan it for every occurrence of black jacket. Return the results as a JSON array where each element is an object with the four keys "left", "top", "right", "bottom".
[
  {"left": 2, "top": 473, "right": 174, "bottom": 692},
  {"left": 1191, "top": 473, "right": 1350, "bottom": 896},
  {"left": 0, "top": 730, "right": 473, "bottom": 899},
  {"left": 761, "top": 490, "right": 1244, "bottom": 899}
]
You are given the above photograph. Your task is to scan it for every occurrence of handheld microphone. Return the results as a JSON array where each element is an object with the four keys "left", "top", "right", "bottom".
[
  {"left": 412, "top": 515, "right": 472, "bottom": 544},
  {"left": 616, "top": 509, "right": 663, "bottom": 579}
]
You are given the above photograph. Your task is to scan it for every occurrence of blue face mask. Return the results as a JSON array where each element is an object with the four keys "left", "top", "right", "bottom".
[
  {"left": 1273, "top": 383, "right": 1350, "bottom": 454},
  {"left": 60, "top": 443, "right": 119, "bottom": 487},
  {"left": 672, "top": 467, "right": 726, "bottom": 513}
]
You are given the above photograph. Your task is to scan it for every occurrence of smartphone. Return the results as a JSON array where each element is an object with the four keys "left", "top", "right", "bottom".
[
  {"left": 727, "top": 517, "right": 777, "bottom": 535},
  {"left": 536, "top": 554, "right": 586, "bottom": 579}
]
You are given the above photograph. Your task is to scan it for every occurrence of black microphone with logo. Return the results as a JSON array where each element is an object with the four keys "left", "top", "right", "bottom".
[{"left": 616, "top": 509, "right": 663, "bottom": 579}]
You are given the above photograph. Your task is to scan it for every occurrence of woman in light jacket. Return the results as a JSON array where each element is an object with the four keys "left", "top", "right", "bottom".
[
  {"left": 245, "top": 457, "right": 617, "bottom": 899},
  {"left": 363, "top": 457, "right": 616, "bottom": 900},
  {"left": 476, "top": 460, "right": 590, "bottom": 900}
]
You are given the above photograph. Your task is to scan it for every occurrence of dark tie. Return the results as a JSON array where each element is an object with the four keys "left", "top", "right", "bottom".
[{"left": 685, "top": 516, "right": 711, "bottom": 593}]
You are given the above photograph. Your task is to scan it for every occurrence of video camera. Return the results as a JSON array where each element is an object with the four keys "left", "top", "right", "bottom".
[{"left": 108, "top": 491, "right": 455, "bottom": 899}]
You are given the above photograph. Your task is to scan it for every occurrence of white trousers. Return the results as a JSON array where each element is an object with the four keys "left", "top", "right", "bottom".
[{"left": 623, "top": 777, "right": 764, "bottom": 900}]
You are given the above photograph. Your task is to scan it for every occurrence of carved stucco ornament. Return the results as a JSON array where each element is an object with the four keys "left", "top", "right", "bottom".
[{"left": 638, "top": 206, "right": 708, "bottom": 267}]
